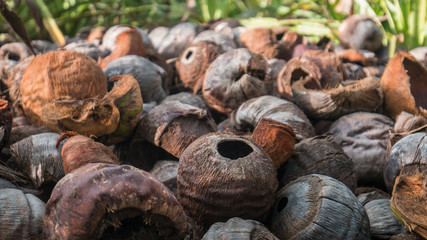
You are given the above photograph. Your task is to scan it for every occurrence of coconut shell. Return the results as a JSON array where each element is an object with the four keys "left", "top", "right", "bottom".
[
  {"left": 394, "top": 112, "right": 427, "bottom": 134},
  {"left": 251, "top": 117, "right": 296, "bottom": 168},
  {"left": 149, "top": 160, "right": 179, "bottom": 196},
  {"left": 277, "top": 31, "right": 303, "bottom": 60},
  {"left": 328, "top": 112, "right": 394, "bottom": 187},
  {"left": 176, "top": 41, "right": 224, "bottom": 93},
  {"left": 202, "top": 217, "right": 279, "bottom": 240},
  {"left": 292, "top": 76, "right": 384, "bottom": 120},
  {"left": 161, "top": 92, "right": 209, "bottom": 111},
  {"left": 381, "top": 51, "right": 427, "bottom": 120},
  {"left": 269, "top": 174, "right": 371, "bottom": 239},
  {"left": 202, "top": 48, "right": 271, "bottom": 115},
  {"left": 156, "top": 22, "right": 200, "bottom": 60},
  {"left": 0, "top": 42, "right": 32, "bottom": 61},
  {"left": 231, "top": 95, "right": 315, "bottom": 141},
  {"left": 192, "top": 30, "right": 236, "bottom": 52},
  {"left": 239, "top": 28, "right": 279, "bottom": 59},
  {"left": 278, "top": 134, "right": 357, "bottom": 192},
  {"left": 138, "top": 101, "right": 217, "bottom": 158},
  {"left": 364, "top": 199, "right": 406, "bottom": 239},
  {"left": 100, "top": 75, "right": 143, "bottom": 145},
  {"left": 339, "top": 14, "right": 383, "bottom": 52},
  {"left": 44, "top": 163, "right": 201, "bottom": 240},
  {"left": 58, "top": 132, "right": 120, "bottom": 174},
  {"left": 63, "top": 40, "right": 108, "bottom": 60},
  {"left": 0, "top": 99, "right": 12, "bottom": 150},
  {"left": 20, "top": 50, "right": 108, "bottom": 126},
  {"left": 177, "top": 133, "right": 278, "bottom": 229},
  {"left": 8, "top": 56, "right": 34, "bottom": 116},
  {"left": 390, "top": 164, "right": 427, "bottom": 238},
  {"left": 301, "top": 49, "right": 344, "bottom": 87}
]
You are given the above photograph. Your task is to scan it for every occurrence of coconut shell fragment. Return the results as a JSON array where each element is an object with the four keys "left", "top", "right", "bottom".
[
  {"left": 44, "top": 163, "right": 200, "bottom": 240},
  {"left": 0, "top": 99, "right": 12, "bottom": 150},
  {"left": 177, "top": 133, "right": 278, "bottom": 229},
  {"left": 339, "top": 14, "right": 383, "bottom": 52},
  {"left": 138, "top": 101, "right": 217, "bottom": 158},
  {"left": 381, "top": 51, "right": 427, "bottom": 120},
  {"left": 391, "top": 164, "right": 427, "bottom": 239},
  {"left": 269, "top": 174, "right": 371, "bottom": 240}
]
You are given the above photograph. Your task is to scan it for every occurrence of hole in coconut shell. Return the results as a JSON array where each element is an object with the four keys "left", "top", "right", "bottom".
[
  {"left": 99, "top": 208, "right": 177, "bottom": 240},
  {"left": 5, "top": 51, "right": 21, "bottom": 61},
  {"left": 185, "top": 50, "right": 193, "bottom": 60},
  {"left": 291, "top": 68, "right": 321, "bottom": 90},
  {"left": 404, "top": 58, "right": 427, "bottom": 110},
  {"left": 217, "top": 140, "right": 253, "bottom": 160},
  {"left": 276, "top": 197, "right": 288, "bottom": 212},
  {"left": 291, "top": 68, "right": 308, "bottom": 83}
]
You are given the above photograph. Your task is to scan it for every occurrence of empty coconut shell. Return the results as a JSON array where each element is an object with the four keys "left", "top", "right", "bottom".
[
  {"left": 44, "top": 163, "right": 200, "bottom": 240},
  {"left": 177, "top": 133, "right": 278, "bottom": 229},
  {"left": 381, "top": 51, "right": 427, "bottom": 120},
  {"left": 391, "top": 163, "right": 427, "bottom": 238},
  {"left": 339, "top": 14, "right": 383, "bottom": 52}
]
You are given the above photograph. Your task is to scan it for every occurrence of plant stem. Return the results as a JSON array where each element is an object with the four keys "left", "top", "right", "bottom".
[{"left": 33, "top": 0, "right": 65, "bottom": 46}]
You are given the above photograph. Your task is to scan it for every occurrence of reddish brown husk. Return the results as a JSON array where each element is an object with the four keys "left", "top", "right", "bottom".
[
  {"left": 301, "top": 50, "right": 344, "bottom": 88},
  {"left": 251, "top": 117, "right": 296, "bottom": 168},
  {"left": 58, "top": 132, "right": 120, "bottom": 174},
  {"left": 390, "top": 164, "right": 427, "bottom": 238},
  {"left": 87, "top": 26, "right": 106, "bottom": 43},
  {"left": 277, "top": 30, "right": 303, "bottom": 60},
  {"left": 44, "top": 163, "right": 201, "bottom": 240},
  {"left": 138, "top": 101, "right": 217, "bottom": 158},
  {"left": 381, "top": 51, "right": 427, "bottom": 120},
  {"left": 20, "top": 50, "right": 108, "bottom": 126},
  {"left": 0, "top": 99, "right": 12, "bottom": 150},
  {"left": 99, "top": 28, "right": 146, "bottom": 69},
  {"left": 176, "top": 41, "right": 224, "bottom": 93},
  {"left": 239, "top": 28, "right": 279, "bottom": 59}
]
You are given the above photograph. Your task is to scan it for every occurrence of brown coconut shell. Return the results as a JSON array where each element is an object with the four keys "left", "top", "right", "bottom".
[
  {"left": 390, "top": 163, "right": 427, "bottom": 238},
  {"left": 138, "top": 101, "right": 217, "bottom": 158},
  {"left": 277, "top": 30, "right": 303, "bottom": 60},
  {"left": 251, "top": 117, "right": 296, "bottom": 168},
  {"left": 57, "top": 132, "right": 120, "bottom": 175},
  {"left": 239, "top": 27, "right": 279, "bottom": 59},
  {"left": 176, "top": 41, "right": 224, "bottom": 93},
  {"left": 339, "top": 14, "right": 383, "bottom": 52},
  {"left": 44, "top": 163, "right": 201, "bottom": 240},
  {"left": 20, "top": 50, "right": 108, "bottom": 126},
  {"left": 380, "top": 51, "right": 427, "bottom": 120},
  {"left": 8, "top": 56, "right": 34, "bottom": 116},
  {"left": 301, "top": 49, "right": 344, "bottom": 87},
  {"left": 177, "top": 133, "right": 278, "bottom": 229}
]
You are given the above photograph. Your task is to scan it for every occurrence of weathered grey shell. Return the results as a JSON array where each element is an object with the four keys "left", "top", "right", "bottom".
[
  {"left": 63, "top": 40, "right": 109, "bottom": 60},
  {"left": 193, "top": 30, "right": 236, "bottom": 52},
  {"left": 148, "top": 26, "right": 170, "bottom": 50},
  {"left": 104, "top": 55, "right": 167, "bottom": 103},
  {"left": 0, "top": 188, "right": 45, "bottom": 239},
  {"left": 202, "top": 217, "right": 279, "bottom": 240},
  {"left": 328, "top": 112, "right": 394, "bottom": 187},
  {"left": 0, "top": 42, "right": 32, "bottom": 61},
  {"left": 149, "top": 160, "right": 179, "bottom": 196},
  {"left": 269, "top": 174, "right": 371, "bottom": 240},
  {"left": 364, "top": 199, "right": 406, "bottom": 239},
  {"left": 231, "top": 95, "right": 315, "bottom": 141},
  {"left": 10, "top": 132, "right": 64, "bottom": 188},
  {"left": 156, "top": 22, "right": 200, "bottom": 59},
  {"left": 383, "top": 132, "right": 427, "bottom": 192},
  {"left": 161, "top": 92, "right": 209, "bottom": 111}
]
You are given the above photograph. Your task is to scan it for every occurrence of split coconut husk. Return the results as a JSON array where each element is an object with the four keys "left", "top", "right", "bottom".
[
  {"left": 391, "top": 163, "right": 427, "bottom": 238},
  {"left": 380, "top": 51, "right": 427, "bottom": 120}
]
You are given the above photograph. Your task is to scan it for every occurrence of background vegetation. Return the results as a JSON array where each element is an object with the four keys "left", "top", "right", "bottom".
[{"left": 0, "top": 0, "right": 426, "bottom": 55}]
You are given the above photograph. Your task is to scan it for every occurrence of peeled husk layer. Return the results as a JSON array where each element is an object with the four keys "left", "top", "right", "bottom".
[{"left": 20, "top": 50, "right": 108, "bottom": 126}]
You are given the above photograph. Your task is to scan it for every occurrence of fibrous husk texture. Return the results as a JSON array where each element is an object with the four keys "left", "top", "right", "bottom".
[
  {"left": 239, "top": 28, "right": 280, "bottom": 59},
  {"left": 149, "top": 160, "right": 179, "bottom": 196},
  {"left": 10, "top": 132, "right": 64, "bottom": 188},
  {"left": 394, "top": 112, "right": 427, "bottom": 134},
  {"left": 202, "top": 217, "right": 279, "bottom": 240},
  {"left": 59, "top": 132, "right": 120, "bottom": 174},
  {"left": 364, "top": 199, "right": 406, "bottom": 239},
  {"left": 328, "top": 112, "right": 394, "bottom": 187},
  {"left": 391, "top": 164, "right": 427, "bottom": 239},
  {"left": 176, "top": 41, "right": 224, "bottom": 94},
  {"left": 8, "top": 56, "right": 34, "bottom": 116},
  {"left": 251, "top": 117, "right": 296, "bottom": 168},
  {"left": 339, "top": 14, "right": 383, "bottom": 52},
  {"left": 380, "top": 51, "right": 427, "bottom": 120},
  {"left": 20, "top": 50, "right": 108, "bottom": 127},
  {"left": 177, "top": 133, "right": 278, "bottom": 229},
  {"left": 101, "top": 25, "right": 152, "bottom": 52},
  {"left": 269, "top": 174, "right": 371, "bottom": 240},
  {"left": 0, "top": 188, "right": 45, "bottom": 240},
  {"left": 202, "top": 48, "right": 272, "bottom": 115},
  {"left": 384, "top": 132, "right": 427, "bottom": 192},
  {"left": 278, "top": 134, "right": 357, "bottom": 192},
  {"left": 104, "top": 55, "right": 167, "bottom": 103},
  {"left": 231, "top": 95, "right": 315, "bottom": 141},
  {"left": 138, "top": 100, "right": 217, "bottom": 158},
  {"left": 44, "top": 163, "right": 200, "bottom": 240}
]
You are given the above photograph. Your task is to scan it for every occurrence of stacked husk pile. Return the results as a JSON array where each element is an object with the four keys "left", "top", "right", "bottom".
[{"left": 0, "top": 13, "right": 426, "bottom": 240}]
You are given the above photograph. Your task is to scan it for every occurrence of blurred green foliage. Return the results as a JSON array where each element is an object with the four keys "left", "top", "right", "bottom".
[{"left": 0, "top": 0, "right": 426, "bottom": 55}]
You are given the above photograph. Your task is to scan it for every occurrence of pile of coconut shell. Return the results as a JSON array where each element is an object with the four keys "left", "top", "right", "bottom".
[{"left": 0, "top": 14, "right": 426, "bottom": 240}]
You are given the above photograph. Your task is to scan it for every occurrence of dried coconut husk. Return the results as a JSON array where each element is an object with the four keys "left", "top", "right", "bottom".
[
  {"left": 277, "top": 30, "right": 303, "bottom": 60},
  {"left": 87, "top": 26, "right": 106, "bottom": 43},
  {"left": 63, "top": 40, "right": 108, "bottom": 60},
  {"left": 239, "top": 28, "right": 279, "bottom": 59},
  {"left": 380, "top": 51, "right": 427, "bottom": 120},
  {"left": 176, "top": 41, "right": 224, "bottom": 93},
  {"left": 8, "top": 56, "right": 34, "bottom": 116},
  {"left": 149, "top": 160, "right": 179, "bottom": 196},
  {"left": 99, "top": 28, "right": 146, "bottom": 69},
  {"left": 57, "top": 132, "right": 120, "bottom": 174},
  {"left": 390, "top": 163, "right": 427, "bottom": 238},
  {"left": 251, "top": 117, "right": 296, "bottom": 168},
  {"left": 0, "top": 42, "right": 32, "bottom": 61},
  {"left": 10, "top": 125, "right": 52, "bottom": 145},
  {"left": 339, "top": 14, "right": 383, "bottom": 52},
  {"left": 292, "top": 76, "right": 384, "bottom": 120},
  {"left": 301, "top": 50, "right": 345, "bottom": 87},
  {"left": 44, "top": 162, "right": 201, "bottom": 240},
  {"left": 145, "top": 45, "right": 173, "bottom": 94},
  {"left": 192, "top": 30, "right": 236, "bottom": 52},
  {"left": 0, "top": 99, "right": 12, "bottom": 150},
  {"left": 161, "top": 92, "right": 209, "bottom": 111},
  {"left": 41, "top": 95, "right": 120, "bottom": 137},
  {"left": 20, "top": 50, "right": 108, "bottom": 126},
  {"left": 99, "top": 75, "right": 143, "bottom": 145},
  {"left": 337, "top": 48, "right": 374, "bottom": 66},
  {"left": 138, "top": 101, "right": 217, "bottom": 158}
]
